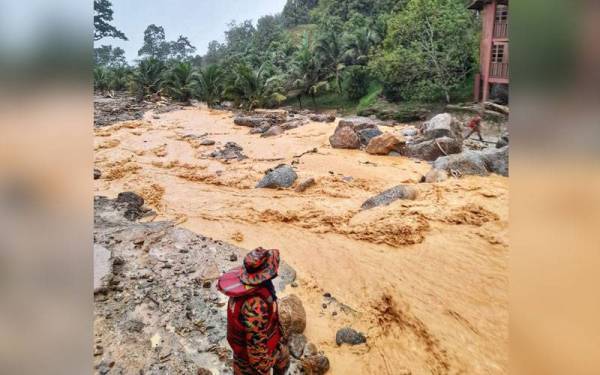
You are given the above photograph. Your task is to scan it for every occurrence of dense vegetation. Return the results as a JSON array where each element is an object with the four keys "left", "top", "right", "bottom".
[{"left": 94, "top": 0, "right": 480, "bottom": 111}]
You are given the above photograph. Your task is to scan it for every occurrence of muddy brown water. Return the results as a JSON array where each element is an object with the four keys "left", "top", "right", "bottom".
[{"left": 94, "top": 105, "right": 508, "bottom": 374}]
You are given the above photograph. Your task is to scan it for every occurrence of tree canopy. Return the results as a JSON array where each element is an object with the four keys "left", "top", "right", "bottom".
[{"left": 94, "top": 0, "right": 127, "bottom": 41}]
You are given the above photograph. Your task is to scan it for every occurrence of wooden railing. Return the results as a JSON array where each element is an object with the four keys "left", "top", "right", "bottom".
[
  {"left": 490, "top": 62, "right": 509, "bottom": 79},
  {"left": 494, "top": 21, "right": 508, "bottom": 39}
]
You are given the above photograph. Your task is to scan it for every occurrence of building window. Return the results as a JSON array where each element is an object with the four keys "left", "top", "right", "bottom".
[
  {"left": 492, "top": 44, "right": 506, "bottom": 63},
  {"left": 495, "top": 5, "right": 508, "bottom": 22}
]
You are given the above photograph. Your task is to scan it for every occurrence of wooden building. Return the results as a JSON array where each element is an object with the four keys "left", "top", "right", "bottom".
[{"left": 469, "top": 0, "right": 509, "bottom": 102}]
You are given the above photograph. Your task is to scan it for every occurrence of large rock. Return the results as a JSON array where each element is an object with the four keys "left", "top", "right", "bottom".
[
  {"left": 309, "top": 113, "right": 336, "bottom": 123},
  {"left": 361, "top": 185, "right": 418, "bottom": 210},
  {"left": 116, "top": 192, "right": 146, "bottom": 220},
  {"left": 329, "top": 126, "right": 361, "bottom": 149},
  {"left": 432, "top": 146, "right": 508, "bottom": 177},
  {"left": 278, "top": 294, "right": 306, "bottom": 338},
  {"left": 256, "top": 164, "right": 298, "bottom": 189},
  {"left": 210, "top": 142, "right": 247, "bottom": 160},
  {"left": 407, "top": 136, "right": 462, "bottom": 161},
  {"left": 336, "top": 327, "right": 367, "bottom": 346},
  {"left": 481, "top": 146, "right": 509, "bottom": 176},
  {"left": 365, "top": 133, "right": 406, "bottom": 155},
  {"left": 357, "top": 128, "right": 383, "bottom": 146},
  {"left": 420, "top": 113, "right": 463, "bottom": 141},
  {"left": 233, "top": 116, "right": 264, "bottom": 127},
  {"left": 261, "top": 125, "right": 283, "bottom": 137},
  {"left": 300, "top": 354, "right": 330, "bottom": 375},
  {"left": 338, "top": 116, "right": 380, "bottom": 131}
]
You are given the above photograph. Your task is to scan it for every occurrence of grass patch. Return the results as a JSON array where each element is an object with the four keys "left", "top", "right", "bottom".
[
  {"left": 283, "top": 91, "right": 358, "bottom": 114},
  {"left": 357, "top": 82, "right": 383, "bottom": 113}
]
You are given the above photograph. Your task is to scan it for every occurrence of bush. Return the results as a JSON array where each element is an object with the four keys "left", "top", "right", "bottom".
[{"left": 343, "top": 66, "right": 370, "bottom": 100}]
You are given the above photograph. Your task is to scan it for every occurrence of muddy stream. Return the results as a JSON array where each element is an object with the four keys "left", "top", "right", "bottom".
[{"left": 94, "top": 106, "right": 508, "bottom": 374}]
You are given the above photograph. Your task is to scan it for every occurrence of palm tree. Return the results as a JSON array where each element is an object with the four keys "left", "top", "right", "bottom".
[
  {"left": 94, "top": 67, "right": 111, "bottom": 94},
  {"left": 225, "top": 62, "right": 286, "bottom": 110},
  {"left": 131, "top": 58, "right": 166, "bottom": 102},
  {"left": 161, "top": 61, "right": 198, "bottom": 104},
  {"left": 290, "top": 33, "right": 329, "bottom": 108},
  {"left": 109, "top": 66, "right": 132, "bottom": 92},
  {"left": 196, "top": 65, "right": 224, "bottom": 108},
  {"left": 343, "top": 27, "right": 375, "bottom": 65},
  {"left": 315, "top": 30, "right": 345, "bottom": 94}
]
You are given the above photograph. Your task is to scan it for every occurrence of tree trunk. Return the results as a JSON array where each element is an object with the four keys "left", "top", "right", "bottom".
[{"left": 297, "top": 95, "right": 303, "bottom": 109}]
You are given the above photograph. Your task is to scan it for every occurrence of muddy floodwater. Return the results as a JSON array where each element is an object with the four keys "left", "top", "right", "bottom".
[{"left": 94, "top": 105, "right": 508, "bottom": 374}]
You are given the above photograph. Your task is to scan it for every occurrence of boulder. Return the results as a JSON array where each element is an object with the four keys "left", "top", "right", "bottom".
[
  {"left": 357, "top": 128, "right": 383, "bottom": 146},
  {"left": 210, "top": 142, "right": 247, "bottom": 160},
  {"left": 335, "top": 327, "right": 367, "bottom": 346},
  {"left": 432, "top": 150, "right": 491, "bottom": 177},
  {"left": 288, "top": 333, "right": 308, "bottom": 359},
  {"left": 329, "top": 126, "right": 361, "bottom": 149},
  {"left": 94, "top": 168, "right": 102, "bottom": 180},
  {"left": 309, "top": 113, "right": 336, "bottom": 123},
  {"left": 281, "top": 119, "right": 308, "bottom": 130},
  {"left": 407, "top": 136, "right": 462, "bottom": 161},
  {"left": 295, "top": 177, "right": 316, "bottom": 193},
  {"left": 249, "top": 122, "right": 272, "bottom": 134},
  {"left": 278, "top": 294, "right": 306, "bottom": 338},
  {"left": 338, "top": 116, "right": 380, "bottom": 131},
  {"left": 116, "top": 191, "right": 144, "bottom": 208},
  {"left": 234, "top": 116, "right": 264, "bottom": 127},
  {"left": 420, "top": 113, "right": 463, "bottom": 141},
  {"left": 365, "top": 133, "right": 406, "bottom": 155},
  {"left": 261, "top": 125, "right": 283, "bottom": 138},
  {"left": 481, "top": 146, "right": 509, "bottom": 176},
  {"left": 361, "top": 185, "right": 418, "bottom": 210},
  {"left": 300, "top": 354, "right": 330, "bottom": 375},
  {"left": 424, "top": 169, "right": 448, "bottom": 183},
  {"left": 434, "top": 147, "right": 510, "bottom": 177},
  {"left": 256, "top": 164, "right": 298, "bottom": 189}
]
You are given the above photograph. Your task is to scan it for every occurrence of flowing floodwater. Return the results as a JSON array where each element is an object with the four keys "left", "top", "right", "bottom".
[{"left": 94, "top": 105, "right": 508, "bottom": 374}]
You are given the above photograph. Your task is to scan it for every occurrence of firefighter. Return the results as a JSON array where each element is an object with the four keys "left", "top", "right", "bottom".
[
  {"left": 218, "top": 248, "right": 290, "bottom": 375},
  {"left": 465, "top": 114, "right": 484, "bottom": 141}
]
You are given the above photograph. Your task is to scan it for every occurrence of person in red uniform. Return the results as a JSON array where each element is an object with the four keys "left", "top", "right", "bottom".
[
  {"left": 218, "top": 248, "right": 289, "bottom": 375},
  {"left": 465, "top": 114, "right": 484, "bottom": 141}
]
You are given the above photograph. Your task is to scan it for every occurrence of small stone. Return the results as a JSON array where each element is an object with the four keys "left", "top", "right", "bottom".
[
  {"left": 153, "top": 115, "right": 160, "bottom": 119},
  {"left": 322, "top": 303, "right": 327, "bottom": 309},
  {"left": 200, "top": 139, "right": 216, "bottom": 146},
  {"left": 197, "top": 369, "right": 212, "bottom": 375},
  {"left": 256, "top": 164, "right": 298, "bottom": 189},
  {"left": 94, "top": 168, "right": 102, "bottom": 180},
  {"left": 229, "top": 253, "right": 238, "bottom": 262},
  {"left": 288, "top": 333, "right": 307, "bottom": 359},
  {"left": 336, "top": 327, "right": 367, "bottom": 346},
  {"left": 202, "top": 280, "right": 212, "bottom": 288},
  {"left": 323, "top": 292, "right": 331, "bottom": 298},
  {"left": 332, "top": 311, "right": 338, "bottom": 316},
  {"left": 300, "top": 354, "right": 330, "bottom": 375},
  {"left": 291, "top": 282, "right": 298, "bottom": 288}
]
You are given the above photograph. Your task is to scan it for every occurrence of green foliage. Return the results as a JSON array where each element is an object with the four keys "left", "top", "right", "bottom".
[
  {"left": 161, "top": 62, "right": 198, "bottom": 103},
  {"left": 356, "top": 82, "right": 383, "bottom": 112},
  {"left": 94, "top": 45, "right": 127, "bottom": 68},
  {"left": 343, "top": 66, "right": 370, "bottom": 100},
  {"left": 282, "top": 0, "right": 319, "bottom": 27},
  {"left": 109, "top": 67, "right": 132, "bottom": 91},
  {"left": 225, "top": 63, "right": 286, "bottom": 110},
  {"left": 94, "top": 67, "right": 111, "bottom": 93},
  {"left": 94, "top": 0, "right": 127, "bottom": 41},
  {"left": 138, "top": 25, "right": 199, "bottom": 62},
  {"left": 197, "top": 65, "right": 224, "bottom": 107},
  {"left": 131, "top": 58, "right": 166, "bottom": 101},
  {"left": 370, "top": 0, "right": 478, "bottom": 103}
]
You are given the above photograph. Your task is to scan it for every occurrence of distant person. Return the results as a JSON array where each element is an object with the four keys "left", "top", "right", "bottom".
[
  {"left": 465, "top": 114, "right": 484, "bottom": 141},
  {"left": 218, "top": 248, "right": 289, "bottom": 375}
]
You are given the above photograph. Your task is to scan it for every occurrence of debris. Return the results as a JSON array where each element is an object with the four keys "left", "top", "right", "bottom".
[
  {"left": 309, "top": 113, "right": 336, "bottom": 122},
  {"left": 361, "top": 185, "right": 418, "bottom": 210},
  {"left": 209, "top": 142, "right": 247, "bottom": 161},
  {"left": 336, "top": 327, "right": 367, "bottom": 346},
  {"left": 256, "top": 164, "right": 298, "bottom": 189}
]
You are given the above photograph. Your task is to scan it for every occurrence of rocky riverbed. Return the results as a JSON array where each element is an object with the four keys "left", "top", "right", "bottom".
[{"left": 94, "top": 101, "right": 509, "bottom": 374}]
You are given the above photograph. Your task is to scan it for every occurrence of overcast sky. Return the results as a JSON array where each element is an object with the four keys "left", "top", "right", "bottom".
[{"left": 97, "top": 0, "right": 287, "bottom": 62}]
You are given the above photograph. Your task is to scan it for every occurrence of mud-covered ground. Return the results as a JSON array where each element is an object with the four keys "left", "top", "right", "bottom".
[{"left": 94, "top": 102, "right": 508, "bottom": 374}]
